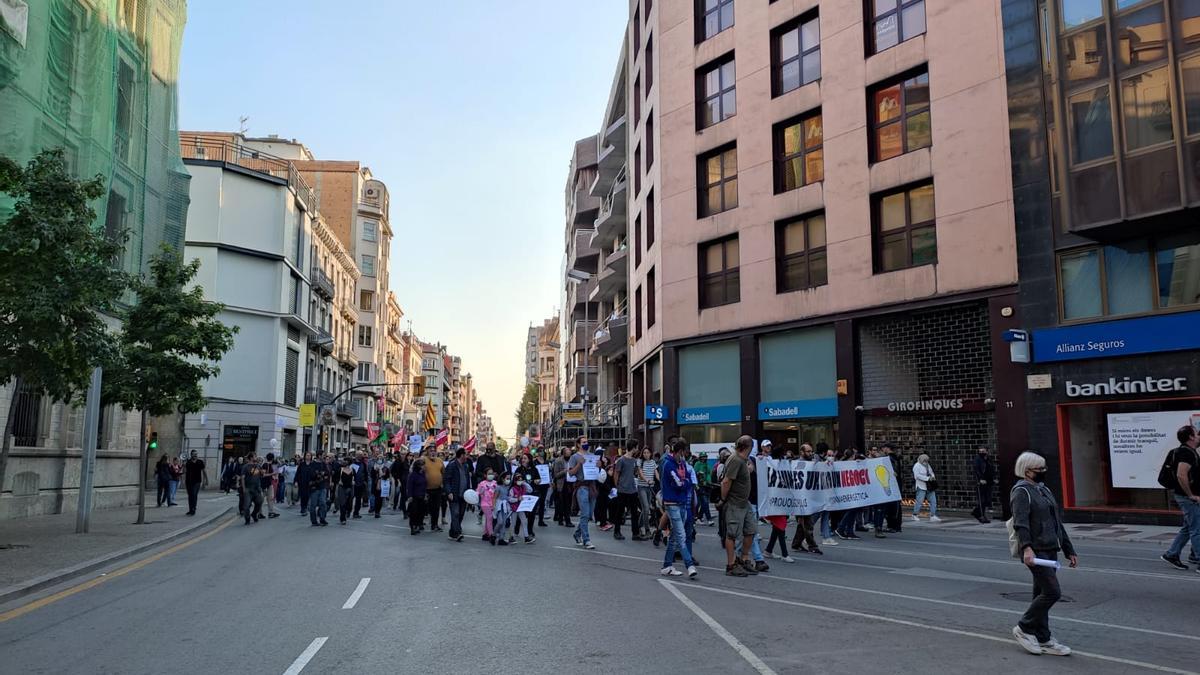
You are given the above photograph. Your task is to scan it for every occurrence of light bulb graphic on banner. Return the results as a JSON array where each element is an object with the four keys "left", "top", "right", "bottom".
[{"left": 875, "top": 464, "right": 892, "bottom": 496}]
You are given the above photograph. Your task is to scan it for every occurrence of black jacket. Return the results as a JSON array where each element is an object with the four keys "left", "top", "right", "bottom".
[
  {"left": 973, "top": 455, "right": 996, "bottom": 482},
  {"left": 1010, "top": 480, "right": 1075, "bottom": 557},
  {"left": 475, "top": 453, "right": 506, "bottom": 482},
  {"left": 444, "top": 459, "right": 472, "bottom": 498}
]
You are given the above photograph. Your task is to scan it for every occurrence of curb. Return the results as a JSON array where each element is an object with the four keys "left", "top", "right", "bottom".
[{"left": 0, "top": 505, "right": 233, "bottom": 607}]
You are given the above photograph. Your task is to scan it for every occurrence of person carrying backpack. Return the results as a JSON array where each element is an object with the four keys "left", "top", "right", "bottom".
[{"left": 1161, "top": 425, "right": 1200, "bottom": 571}]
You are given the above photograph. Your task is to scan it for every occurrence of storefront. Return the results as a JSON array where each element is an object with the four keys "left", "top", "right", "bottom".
[
  {"left": 676, "top": 341, "right": 742, "bottom": 446},
  {"left": 757, "top": 327, "right": 838, "bottom": 453},
  {"left": 1029, "top": 311, "right": 1200, "bottom": 523}
]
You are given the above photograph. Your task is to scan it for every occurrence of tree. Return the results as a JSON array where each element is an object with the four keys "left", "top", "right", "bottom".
[
  {"left": 514, "top": 382, "right": 538, "bottom": 439},
  {"left": 0, "top": 149, "right": 128, "bottom": 497},
  {"left": 494, "top": 437, "right": 509, "bottom": 453},
  {"left": 105, "top": 246, "right": 237, "bottom": 524}
]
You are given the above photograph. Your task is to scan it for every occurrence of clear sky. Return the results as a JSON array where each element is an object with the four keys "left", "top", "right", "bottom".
[{"left": 179, "top": 2, "right": 629, "bottom": 442}]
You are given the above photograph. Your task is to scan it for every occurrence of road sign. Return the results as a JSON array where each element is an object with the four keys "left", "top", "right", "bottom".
[{"left": 299, "top": 404, "right": 316, "bottom": 427}]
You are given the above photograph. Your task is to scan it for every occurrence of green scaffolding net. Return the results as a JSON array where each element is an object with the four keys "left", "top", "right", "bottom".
[{"left": 0, "top": 0, "right": 190, "bottom": 278}]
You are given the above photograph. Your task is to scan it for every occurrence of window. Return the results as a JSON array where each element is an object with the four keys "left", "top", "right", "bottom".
[
  {"left": 635, "top": 145, "right": 642, "bottom": 196},
  {"left": 647, "top": 267, "right": 657, "bottom": 327},
  {"left": 358, "top": 362, "right": 371, "bottom": 383},
  {"left": 698, "top": 145, "right": 738, "bottom": 216},
  {"left": 635, "top": 213, "right": 643, "bottom": 267},
  {"left": 359, "top": 290, "right": 374, "bottom": 312},
  {"left": 646, "top": 36, "right": 654, "bottom": 92},
  {"left": 1155, "top": 233, "right": 1200, "bottom": 308},
  {"left": 634, "top": 74, "right": 642, "bottom": 123},
  {"left": 773, "top": 13, "right": 820, "bottom": 96},
  {"left": 776, "top": 214, "right": 828, "bottom": 292},
  {"left": 423, "top": 358, "right": 435, "bottom": 370},
  {"left": 774, "top": 112, "right": 824, "bottom": 192},
  {"left": 634, "top": 7, "right": 641, "bottom": 57},
  {"left": 646, "top": 188, "right": 656, "bottom": 247},
  {"left": 869, "top": 0, "right": 926, "bottom": 54},
  {"left": 360, "top": 255, "right": 375, "bottom": 275},
  {"left": 363, "top": 220, "right": 377, "bottom": 242},
  {"left": 699, "top": 236, "right": 740, "bottom": 308},
  {"left": 635, "top": 286, "right": 643, "bottom": 339},
  {"left": 646, "top": 115, "right": 655, "bottom": 168},
  {"left": 698, "top": 0, "right": 734, "bottom": 41},
  {"left": 870, "top": 70, "right": 931, "bottom": 162},
  {"left": 115, "top": 59, "right": 135, "bottom": 163},
  {"left": 426, "top": 375, "right": 437, "bottom": 388},
  {"left": 873, "top": 182, "right": 937, "bottom": 272},
  {"left": 358, "top": 325, "right": 373, "bottom": 348},
  {"left": 697, "top": 55, "right": 736, "bottom": 128}
]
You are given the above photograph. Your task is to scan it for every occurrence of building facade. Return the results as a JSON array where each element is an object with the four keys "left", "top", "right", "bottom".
[
  {"left": 1001, "top": 0, "right": 1200, "bottom": 523},
  {"left": 562, "top": 135, "right": 602, "bottom": 406},
  {"left": 624, "top": 0, "right": 1024, "bottom": 507},
  {"left": 536, "top": 315, "right": 560, "bottom": 434},
  {"left": 0, "top": 0, "right": 190, "bottom": 517}
]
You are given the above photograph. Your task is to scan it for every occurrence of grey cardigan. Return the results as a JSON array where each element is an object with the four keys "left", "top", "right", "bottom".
[{"left": 1010, "top": 479, "right": 1076, "bottom": 557}]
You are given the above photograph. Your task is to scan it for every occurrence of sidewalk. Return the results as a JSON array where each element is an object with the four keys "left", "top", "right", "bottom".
[
  {"left": 912, "top": 512, "right": 1182, "bottom": 544},
  {"left": 0, "top": 490, "right": 236, "bottom": 603}
]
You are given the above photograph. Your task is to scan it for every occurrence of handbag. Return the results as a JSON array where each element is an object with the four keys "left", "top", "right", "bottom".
[
  {"left": 925, "top": 478, "right": 938, "bottom": 492},
  {"left": 1006, "top": 486, "right": 1031, "bottom": 558}
]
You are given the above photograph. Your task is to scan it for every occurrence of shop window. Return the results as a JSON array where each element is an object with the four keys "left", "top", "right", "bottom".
[
  {"left": 776, "top": 214, "right": 828, "bottom": 292},
  {"left": 869, "top": 70, "right": 930, "bottom": 162},
  {"left": 868, "top": 0, "right": 925, "bottom": 55},
  {"left": 872, "top": 182, "right": 936, "bottom": 273},
  {"left": 774, "top": 111, "right": 823, "bottom": 193},
  {"left": 772, "top": 12, "right": 820, "bottom": 96},
  {"left": 699, "top": 235, "right": 740, "bottom": 308},
  {"left": 679, "top": 423, "right": 740, "bottom": 444},
  {"left": 697, "top": 55, "right": 736, "bottom": 129}
]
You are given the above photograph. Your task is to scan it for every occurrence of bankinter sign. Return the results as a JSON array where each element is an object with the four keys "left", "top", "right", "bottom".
[{"left": 1065, "top": 377, "right": 1187, "bottom": 398}]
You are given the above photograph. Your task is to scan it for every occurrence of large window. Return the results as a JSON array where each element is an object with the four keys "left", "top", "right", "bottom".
[
  {"left": 359, "top": 290, "right": 374, "bottom": 312},
  {"left": 773, "top": 13, "right": 820, "bottom": 96},
  {"left": 698, "top": 0, "right": 734, "bottom": 41},
  {"left": 1059, "top": 233, "right": 1200, "bottom": 320},
  {"left": 698, "top": 145, "right": 738, "bottom": 217},
  {"left": 697, "top": 55, "right": 736, "bottom": 129},
  {"left": 646, "top": 187, "right": 656, "bottom": 247},
  {"left": 869, "top": 0, "right": 925, "bottom": 54},
  {"left": 358, "top": 325, "right": 373, "bottom": 348},
  {"left": 774, "top": 111, "right": 823, "bottom": 192},
  {"left": 870, "top": 70, "right": 931, "bottom": 162},
  {"left": 699, "top": 236, "right": 740, "bottom": 308},
  {"left": 776, "top": 214, "right": 828, "bottom": 292},
  {"left": 873, "top": 183, "right": 937, "bottom": 273},
  {"left": 360, "top": 255, "right": 375, "bottom": 276},
  {"left": 647, "top": 267, "right": 657, "bottom": 327},
  {"left": 363, "top": 220, "right": 377, "bottom": 242}
]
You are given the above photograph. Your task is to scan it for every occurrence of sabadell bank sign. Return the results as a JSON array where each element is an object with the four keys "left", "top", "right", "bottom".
[{"left": 1065, "top": 376, "right": 1187, "bottom": 398}]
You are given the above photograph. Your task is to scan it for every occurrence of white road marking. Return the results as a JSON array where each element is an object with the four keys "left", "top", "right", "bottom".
[
  {"left": 554, "top": 546, "right": 1200, "bottom": 643},
  {"left": 889, "top": 567, "right": 1028, "bottom": 587},
  {"left": 282, "top": 637, "right": 327, "bottom": 675},
  {"left": 659, "top": 580, "right": 777, "bottom": 675},
  {"left": 669, "top": 583, "right": 1198, "bottom": 675},
  {"left": 383, "top": 524, "right": 405, "bottom": 529},
  {"left": 342, "top": 578, "right": 370, "bottom": 609}
]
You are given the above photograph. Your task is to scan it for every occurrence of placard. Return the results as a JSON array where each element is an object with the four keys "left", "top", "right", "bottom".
[
  {"left": 582, "top": 455, "right": 600, "bottom": 481},
  {"left": 536, "top": 464, "right": 551, "bottom": 485},
  {"left": 517, "top": 495, "right": 539, "bottom": 512},
  {"left": 755, "top": 457, "right": 901, "bottom": 517},
  {"left": 1106, "top": 411, "right": 1200, "bottom": 488}
]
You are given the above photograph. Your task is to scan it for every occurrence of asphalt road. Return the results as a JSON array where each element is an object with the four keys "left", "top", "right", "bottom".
[{"left": 1, "top": 503, "right": 1197, "bottom": 675}]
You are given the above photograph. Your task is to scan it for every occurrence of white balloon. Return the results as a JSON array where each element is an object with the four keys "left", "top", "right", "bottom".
[
  {"left": 598, "top": 469, "right": 608, "bottom": 483},
  {"left": 270, "top": 438, "right": 280, "bottom": 449},
  {"left": 463, "top": 489, "right": 479, "bottom": 506}
]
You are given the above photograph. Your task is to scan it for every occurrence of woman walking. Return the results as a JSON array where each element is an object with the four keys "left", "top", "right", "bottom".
[
  {"left": 636, "top": 447, "right": 656, "bottom": 538},
  {"left": 405, "top": 459, "right": 427, "bottom": 535},
  {"left": 1010, "top": 451, "right": 1077, "bottom": 656},
  {"left": 167, "top": 456, "right": 183, "bottom": 506},
  {"left": 336, "top": 457, "right": 355, "bottom": 525},
  {"left": 911, "top": 454, "right": 941, "bottom": 522}
]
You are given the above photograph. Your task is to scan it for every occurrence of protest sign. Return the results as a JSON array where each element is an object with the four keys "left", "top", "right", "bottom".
[
  {"left": 582, "top": 455, "right": 600, "bottom": 481},
  {"left": 517, "top": 495, "right": 539, "bottom": 513},
  {"left": 536, "top": 464, "right": 551, "bottom": 485},
  {"left": 755, "top": 456, "right": 899, "bottom": 517}
]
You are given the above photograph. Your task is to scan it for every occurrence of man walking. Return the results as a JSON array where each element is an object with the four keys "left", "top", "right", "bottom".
[
  {"left": 567, "top": 441, "right": 595, "bottom": 549},
  {"left": 660, "top": 439, "right": 698, "bottom": 578},
  {"left": 1161, "top": 425, "right": 1200, "bottom": 571},
  {"left": 260, "top": 453, "right": 279, "bottom": 518},
  {"left": 241, "top": 456, "right": 264, "bottom": 524},
  {"left": 424, "top": 448, "right": 445, "bottom": 532},
  {"left": 972, "top": 446, "right": 997, "bottom": 523},
  {"left": 554, "top": 445, "right": 574, "bottom": 527},
  {"left": 444, "top": 448, "right": 472, "bottom": 542},
  {"left": 307, "top": 454, "right": 330, "bottom": 526},
  {"left": 612, "top": 440, "right": 643, "bottom": 541},
  {"left": 721, "top": 436, "right": 759, "bottom": 577},
  {"left": 183, "top": 450, "right": 206, "bottom": 516}
]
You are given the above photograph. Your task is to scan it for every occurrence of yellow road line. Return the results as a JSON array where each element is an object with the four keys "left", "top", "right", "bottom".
[{"left": 0, "top": 516, "right": 235, "bottom": 624}]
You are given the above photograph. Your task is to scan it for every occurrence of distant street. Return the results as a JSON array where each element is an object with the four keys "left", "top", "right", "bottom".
[{"left": 1, "top": 507, "right": 1196, "bottom": 675}]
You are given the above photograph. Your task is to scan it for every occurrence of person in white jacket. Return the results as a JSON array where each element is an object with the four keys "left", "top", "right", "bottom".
[{"left": 912, "top": 454, "right": 941, "bottom": 522}]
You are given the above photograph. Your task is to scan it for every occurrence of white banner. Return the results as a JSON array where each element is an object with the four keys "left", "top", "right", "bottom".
[
  {"left": 756, "top": 457, "right": 900, "bottom": 517},
  {"left": 1106, "top": 411, "right": 1200, "bottom": 488}
]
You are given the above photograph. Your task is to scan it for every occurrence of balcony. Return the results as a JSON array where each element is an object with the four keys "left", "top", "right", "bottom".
[
  {"left": 572, "top": 319, "right": 598, "bottom": 351},
  {"left": 569, "top": 229, "right": 600, "bottom": 275},
  {"left": 180, "top": 134, "right": 318, "bottom": 213},
  {"left": 337, "top": 346, "right": 358, "bottom": 371},
  {"left": 337, "top": 398, "right": 360, "bottom": 418},
  {"left": 304, "top": 387, "right": 334, "bottom": 406},
  {"left": 590, "top": 249, "right": 628, "bottom": 302},
  {"left": 312, "top": 266, "right": 335, "bottom": 300},
  {"left": 592, "top": 311, "right": 629, "bottom": 357},
  {"left": 591, "top": 115, "right": 627, "bottom": 197},
  {"left": 572, "top": 183, "right": 602, "bottom": 226},
  {"left": 570, "top": 276, "right": 598, "bottom": 311},
  {"left": 312, "top": 326, "right": 334, "bottom": 354},
  {"left": 591, "top": 168, "right": 628, "bottom": 249}
]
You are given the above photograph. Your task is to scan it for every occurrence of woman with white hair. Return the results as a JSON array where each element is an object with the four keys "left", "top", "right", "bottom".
[
  {"left": 911, "top": 454, "right": 940, "bottom": 522},
  {"left": 1010, "top": 451, "right": 1078, "bottom": 657}
]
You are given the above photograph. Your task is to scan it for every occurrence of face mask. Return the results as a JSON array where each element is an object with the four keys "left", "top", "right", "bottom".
[
  {"left": 486, "top": 474, "right": 495, "bottom": 481},
  {"left": 503, "top": 479, "right": 511, "bottom": 485},
  {"left": 1031, "top": 470, "right": 1046, "bottom": 483}
]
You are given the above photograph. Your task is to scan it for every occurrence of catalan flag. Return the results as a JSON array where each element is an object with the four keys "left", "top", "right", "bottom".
[{"left": 423, "top": 400, "right": 437, "bottom": 432}]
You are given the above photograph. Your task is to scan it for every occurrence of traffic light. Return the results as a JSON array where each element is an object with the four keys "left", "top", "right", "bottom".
[
  {"left": 412, "top": 379, "right": 424, "bottom": 398},
  {"left": 148, "top": 432, "right": 158, "bottom": 451}
]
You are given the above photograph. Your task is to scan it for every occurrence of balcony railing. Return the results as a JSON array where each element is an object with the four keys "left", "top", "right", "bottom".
[
  {"left": 312, "top": 266, "right": 335, "bottom": 300},
  {"left": 180, "top": 134, "right": 319, "bottom": 213},
  {"left": 337, "top": 399, "right": 360, "bottom": 418},
  {"left": 304, "top": 386, "right": 334, "bottom": 406}
]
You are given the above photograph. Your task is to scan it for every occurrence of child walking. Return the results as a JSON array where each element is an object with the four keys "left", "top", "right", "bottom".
[
  {"left": 477, "top": 470, "right": 498, "bottom": 543},
  {"left": 492, "top": 472, "right": 514, "bottom": 546}
]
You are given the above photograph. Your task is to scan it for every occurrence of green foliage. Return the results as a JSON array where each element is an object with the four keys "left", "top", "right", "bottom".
[
  {"left": 514, "top": 382, "right": 539, "bottom": 439},
  {"left": 105, "top": 246, "right": 238, "bottom": 416},
  {"left": 495, "top": 437, "right": 509, "bottom": 453},
  {"left": 0, "top": 149, "right": 127, "bottom": 403}
]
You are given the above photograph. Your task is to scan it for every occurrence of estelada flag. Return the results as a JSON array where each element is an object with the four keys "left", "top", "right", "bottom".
[{"left": 463, "top": 437, "right": 476, "bottom": 452}]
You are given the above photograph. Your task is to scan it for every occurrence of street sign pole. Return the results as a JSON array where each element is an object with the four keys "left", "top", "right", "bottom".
[{"left": 76, "top": 367, "right": 102, "bottom": 534}]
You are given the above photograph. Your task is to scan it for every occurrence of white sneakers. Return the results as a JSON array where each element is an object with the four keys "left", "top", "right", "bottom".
[
  {"left": 929, "top": 515, "right": 942, "bottom": 523},
  {"left": 822, "top": 537, "right": 838, "bottom": 546},
  {"left": 1039, "top": 638, "right": 1071, "bottom": 656},
  {"left": 687, "top": 565, "right": 698, "bottom": 579},
  {"left": 912, "top": 514, "right": 921, "bottom": 522},
  {"left": 763, "top": 551, "right": 775, "bottom": 559},
  {"left": 781, "top": 556, "right": 796, "bottom": 563},
  {"left": 1012, "top": 627, "right": 1071, "bottom": 656},
  {"left": 661, "top": 566, "right": 683, "bottom": 576}
]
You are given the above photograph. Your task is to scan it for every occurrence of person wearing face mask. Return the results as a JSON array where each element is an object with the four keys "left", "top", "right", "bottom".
[
  {"left": 282, "top": 457, "right": 299, "bottom": 508},
  {"left": 1010, "top": 451, "right": 1077, "bottom": 657},
  {"left": 971, "top": 447, "right": 996, "bottom": 523},
  {"left": 911, "top": 453, "right": 941, "bottom": 522},
  {"left": 444, "top": 448, "right": 472, "bottom": 542},
  {"left": 477, "top": 470, "right": 499, "bottom": 542},
  {"left": 492, "top": 471, "right": 515, "bottom": 546},
  {"left": 511, "top": 471, "right": 536, "bottom": 544}
]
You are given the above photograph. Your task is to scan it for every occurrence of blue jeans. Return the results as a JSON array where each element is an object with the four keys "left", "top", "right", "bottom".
[
  {"left": 698, "top": 491, "right": 712, "bottom": 522},
  {"left": 819, "top": 511, "right": 832, "bottom": 538},
  {"left": 663, "top": 504, "right": 695, "bottom": 568},
  {"left": 574, "top": 487, "right": 593, "bottom": 544},
  {"left": 308, "top": 488, "right": 328, "bottom": 524},
  {"left": 913, "top": 489, "right": 938, "bottom": 517},
  {"left": 168, "top": 480, "right": 179, "bottom": 504},
  {"left": 1165, "top": 494, "right": 1200, "bottom": 559}
]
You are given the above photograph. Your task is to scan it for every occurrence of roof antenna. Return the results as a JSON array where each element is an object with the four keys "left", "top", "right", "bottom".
[{"left": 238, "top": 115, "right": 250, "bottom": 135}]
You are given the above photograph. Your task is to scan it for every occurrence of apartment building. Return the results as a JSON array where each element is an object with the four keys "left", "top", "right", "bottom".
[
  {"left": 421, "top": 343, "right": 452, "bottom": 433},
  {"left": 626, "top": 0, "right": 1022, "bottom": 506},
  {"left": 400, "top": 331, "right": 425, "bottom": 436},
  {"left": 383, "top": 292, "right": 406, "bottom": 424},
  {"left": 1000, "top": 0, "right": 1200, "bottom": 523},
  {"left": 536, "top": 315, "right": 561, "bottom": 434},
  {"left": 449, "top": 356, "right": 463, "bottom": 445},
  {"left": 562, "top": 136, "right": 602, "bottom": 405}
]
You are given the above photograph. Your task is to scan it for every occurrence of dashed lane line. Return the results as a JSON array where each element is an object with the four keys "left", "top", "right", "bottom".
[{"left": 282, "top": 637, "right": 327, "bottom": 675}]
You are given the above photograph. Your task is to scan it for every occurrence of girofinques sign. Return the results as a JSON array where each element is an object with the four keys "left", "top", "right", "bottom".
[
  {"left": 886, "top": 399, "right": 964, "bottom": 412},
  {"left": 757, "top": 398, "right": 838, "bottom": 420},
  {"left": 1032, "top": 311, "right": 1200, "bottom": 363},
  {"left": 676, "top": 405, "right": 741, "bottom": 424}
]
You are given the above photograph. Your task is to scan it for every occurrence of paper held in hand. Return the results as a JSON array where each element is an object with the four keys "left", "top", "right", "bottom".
[
  {"left": 517, "top": 495, "right": 539, "bottom": 513},
  {"left": 582, "top": 456, "right": 600, "bottom": 481},
  {"left": 535, "top": 464, "right": 551, "bottom": 484}
]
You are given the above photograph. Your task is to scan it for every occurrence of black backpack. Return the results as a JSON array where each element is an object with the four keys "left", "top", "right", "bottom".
[{"left": 1158, "top": 447, "right": 1185, "bottom": 491}]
